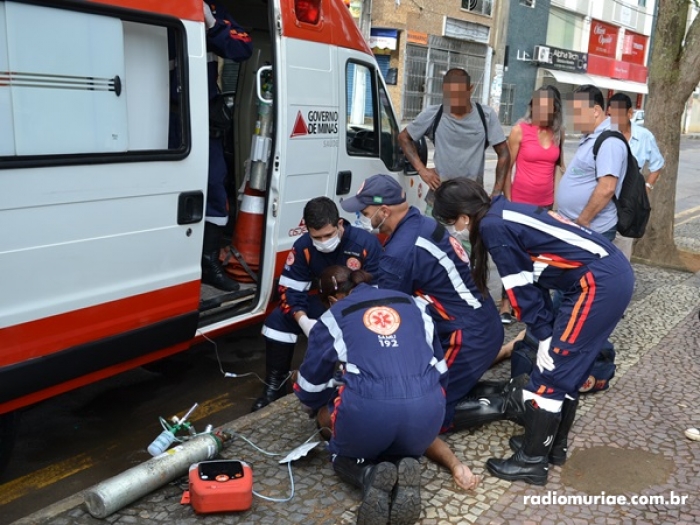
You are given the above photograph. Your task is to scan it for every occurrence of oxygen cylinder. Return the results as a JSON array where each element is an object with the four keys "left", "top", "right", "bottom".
[
  {"left": 84, "top": 433, "right": 224, "bottom": 519},
  {"left": 249, "top": 75, "right": 273, "bottom": 191}
]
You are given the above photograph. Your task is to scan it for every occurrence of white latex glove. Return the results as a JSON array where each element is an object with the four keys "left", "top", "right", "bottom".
[
  {"left": 536, "top": 336, "right": 555, "bottom": 373},
  {"left": 203, "top": 2, "right": 216, "bottom": 29},
  {"left": 298, "top": 315, "right": 317, "bottom": 337}
]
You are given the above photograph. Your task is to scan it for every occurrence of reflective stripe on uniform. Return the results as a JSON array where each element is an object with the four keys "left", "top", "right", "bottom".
[
  {"left": 205, "top": 215, "right": 228, "bottom": 226},
  {"left": 296, "top": 372, "right": 338, "bottom": 393},
  {"left": 415, "top": 237, "right": 482, "bottom": 309},
  {"left": 501, "top": 270, "right": 534, "bottom": 290},
  {"left": 279, "top": 275, "right": 311, "bottom": 292},
  {"left": 319, "top": 310, "right": 349, "bottom": 362},
  {"left": 261, "top": 325, "right": 298, "bottom": 343},
  {"left": 413, "top": 296, "right": 436, "bottom": 351},
  {"left": 503, "top": 210, "right": 609, "bottom": 257},
  {"left": 533, "top": 260, "right": 548, "bottom": 282}
]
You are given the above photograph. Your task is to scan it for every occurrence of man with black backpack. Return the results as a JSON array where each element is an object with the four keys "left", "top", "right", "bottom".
[
  {"left": 558, "top": 85, "right": 629, "bottom": 241},
  {"left": 398, "top": 68, "right": 511, "bottom": 209}
]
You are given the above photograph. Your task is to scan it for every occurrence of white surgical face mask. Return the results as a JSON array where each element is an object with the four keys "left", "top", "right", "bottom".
[
  {"left": 359, "top": 209, "right": 384, "bottom": 234},
  {"left": 313, "top": 233, "right": 341, "bottom": 253}
]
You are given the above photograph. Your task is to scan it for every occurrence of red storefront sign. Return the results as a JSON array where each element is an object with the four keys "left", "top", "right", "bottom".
[
  {"left": 622, "top": 31, "right": 648, "bottom": 65},
  {"left": 588, "top": 19, "right": 618, "bottom": 58},
  {"left": 587, "top": 54, "right": 648, "bottom": 83}
]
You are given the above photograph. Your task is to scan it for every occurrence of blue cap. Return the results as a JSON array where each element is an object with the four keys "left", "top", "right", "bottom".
[{"left": 341, "top": 174, "right": 406, "bottom": 213}]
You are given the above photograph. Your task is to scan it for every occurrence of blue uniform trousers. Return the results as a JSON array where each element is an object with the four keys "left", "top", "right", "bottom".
[
  {"left": 328, "top": 386, "right": 445, "bottom": 461},
  {"left": 528, "top": 252, "right": 634, "bottom": 400}
]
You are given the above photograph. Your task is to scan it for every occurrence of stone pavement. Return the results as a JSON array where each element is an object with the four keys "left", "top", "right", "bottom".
[{"left": 12, "top": 232, "right": 700, "bottom": 524}]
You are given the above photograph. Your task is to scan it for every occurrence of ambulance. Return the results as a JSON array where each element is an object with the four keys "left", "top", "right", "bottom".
[{"left": 0, "top": 0, "right": 426, "bottom": 471}]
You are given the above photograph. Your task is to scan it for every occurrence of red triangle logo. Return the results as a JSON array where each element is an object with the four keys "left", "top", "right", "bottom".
[{"left": 290, "top": 111, "right": 308, "bottom": 138}]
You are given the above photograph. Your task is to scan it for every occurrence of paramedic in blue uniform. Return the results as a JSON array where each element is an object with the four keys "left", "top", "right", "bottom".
[
  {"left": 341, "top": 174, "right": 504, "bottom": 433},
  {"left": 294, "top": 265, "right": 449, "bottom": 525},
  {"left": 432, "top": 177, "right": 634, "bottom": 485},
  {"left": 200, "top": 1, "right": 253, "bottom": 291},
  {"left": 251, "top": 197, "right": 383, "bottom": 412}
]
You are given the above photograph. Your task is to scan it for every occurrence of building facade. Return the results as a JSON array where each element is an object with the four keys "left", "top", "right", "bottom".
[
  {"left": 368, "top": 0, "right": 502, "bottom": 122},
  {"left": 502, "top": 0, "right": 655, "bottom": 125}
]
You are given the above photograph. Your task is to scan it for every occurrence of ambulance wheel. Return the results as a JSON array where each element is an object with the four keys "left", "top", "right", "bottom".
[{"left": 0, "top": 411, "right": 19, "bottom": 477}]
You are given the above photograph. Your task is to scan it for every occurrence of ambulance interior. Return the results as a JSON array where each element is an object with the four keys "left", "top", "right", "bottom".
[{"left": 198, "top": 0, "right": 274, "bottom": 322}]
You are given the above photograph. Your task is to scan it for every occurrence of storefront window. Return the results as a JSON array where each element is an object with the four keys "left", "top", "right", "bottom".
[{"left": 547, "top": 8, "right": 582, "bottom": 50}]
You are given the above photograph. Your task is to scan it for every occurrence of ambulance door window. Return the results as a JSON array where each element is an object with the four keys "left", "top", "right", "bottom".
[
  {"left": 0, "top": 1, "right": 188, "bottom": 165},
  {"left": 345, "top": 62, "right": 378, "bottom": 157},
  {"left": 378, "top": 80, "right": 402, "bottom": 171}
]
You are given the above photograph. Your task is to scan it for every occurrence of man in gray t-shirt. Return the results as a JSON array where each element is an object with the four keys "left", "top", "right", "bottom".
[{"left": 399, "top": 68, "right": 510, "bottom": 197}]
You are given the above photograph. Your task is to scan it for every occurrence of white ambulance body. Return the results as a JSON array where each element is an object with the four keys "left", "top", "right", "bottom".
[{"left": 0, "top": 0, "right": 423, "bottom": 470}]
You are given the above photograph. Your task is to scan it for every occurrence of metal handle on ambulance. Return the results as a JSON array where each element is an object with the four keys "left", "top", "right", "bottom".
[{"left": 256, "top": 65, "right": 273, "bottom": 105}]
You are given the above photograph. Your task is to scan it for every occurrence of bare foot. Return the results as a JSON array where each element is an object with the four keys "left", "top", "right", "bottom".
[{"left": 452, "top": 463, "right": 480, "bottom": 491}]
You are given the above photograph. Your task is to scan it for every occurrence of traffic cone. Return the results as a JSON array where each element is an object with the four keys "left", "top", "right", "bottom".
[{"left": 222, "top": 183, "right": 265, "bottom": 283}]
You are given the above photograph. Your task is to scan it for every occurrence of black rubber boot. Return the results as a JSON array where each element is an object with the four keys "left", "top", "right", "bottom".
[
  {"left": 451, "top": 380, "right": 527, "bottom": 431},
  {"left": 486, "top": 400, "right": 561, "bottom": 485},
  {"left": 390, "top": 457, "right": 421, "bottom": 525},
  {"left": 333, "top": 456, "right": 397, "bottom": 525},
  {"left": 250, "top": 340, "right": 295, "bottom": 412},
  {"left": 509, "top": 397, "right": 579, "bottom": 466},
  {"left": 202, "top": 223, "right": 240, "bottom": 292},
  {"left": 465, "top": 379, "right": 508, "bottom": 399}
]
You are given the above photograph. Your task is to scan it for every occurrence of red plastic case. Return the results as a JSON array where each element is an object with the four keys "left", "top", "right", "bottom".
[{"left": 182, "top": 459, "right": 253, "bottom": 513}]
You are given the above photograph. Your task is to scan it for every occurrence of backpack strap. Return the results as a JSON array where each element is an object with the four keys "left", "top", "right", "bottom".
[
  {"left": 430, "top": 102, "right": 489, "bottom": 150},
  {"left": 474, "top": 102, "right": 489, "bottom": 150},
  {"left": 592, "top": 129, "right": 630, "bottom": 203},
  {"left": 429, "top": 104, "right": 443, "bottom": 142}
]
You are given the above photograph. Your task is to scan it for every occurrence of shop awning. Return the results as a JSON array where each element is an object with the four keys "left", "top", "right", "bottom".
[
  {"left": 587, "top": 74, "right": 648, "bottom": 95},
  {"left": 540, "top": 68, "right": 648, "bottom": 95},
  {"left": 369, "top": 28, "right": 398, "bottom": 50}
]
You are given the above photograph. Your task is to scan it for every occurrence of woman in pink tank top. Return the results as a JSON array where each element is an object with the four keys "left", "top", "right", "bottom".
[
  {"left": 499, "top": 85, "right": 564, "bottom": 325},
  {"left": 504, "top": 85, "right": 564, "bottom": 208}
]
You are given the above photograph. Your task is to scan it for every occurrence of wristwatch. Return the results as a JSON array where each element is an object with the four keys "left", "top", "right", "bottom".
[{"left": 645, "top": 182, "right": 654, "bottom": 190}]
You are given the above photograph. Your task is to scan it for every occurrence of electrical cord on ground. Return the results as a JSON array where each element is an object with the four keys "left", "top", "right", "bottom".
[
  {"left": 199, "top": 330, "right": 293, "bottom": 391},
  {"left": 224, "top": 427, "right": 329, "bottom": 503}
]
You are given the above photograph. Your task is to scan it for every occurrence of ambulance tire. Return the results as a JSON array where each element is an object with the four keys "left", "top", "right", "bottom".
[{"left": 0, "top": 411, "right": 19, "bottom": 477}]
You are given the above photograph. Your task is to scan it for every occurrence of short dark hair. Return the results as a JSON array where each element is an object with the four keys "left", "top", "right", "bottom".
[
  {"left": 607, "top": 92, "right": 632, "bottom": 111},
  {"left": 303, "top": 197, "right": 340, "bottom": 231},
  {"left": 573, "top": 84, "right": 605, "bottom": 109},
  {"left": 444, "top": 68, "right": 471, "bottom": 86}
]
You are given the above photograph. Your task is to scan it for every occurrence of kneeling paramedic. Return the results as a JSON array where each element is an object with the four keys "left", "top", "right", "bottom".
[
  {"left": 294, "top": 266, "right": 447, "bottom": 525},
  {"left": 433, "top": 178, "right": 634, "bottom": 485},
  {"left": 252, "top": 197, "right": 382, "bottom": 411}
]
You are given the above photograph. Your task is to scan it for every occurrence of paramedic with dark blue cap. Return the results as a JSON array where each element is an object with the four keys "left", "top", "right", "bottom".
[
  {"left": 341, "top": 174, "right": 505, "bottom": 434},
  {"left": 251, "top": 197, "right": 383, "bottom": 412},
  {"left": 294, "top": 265, "right": 452, "bottom": 525},
  {"left": 432, "top": 177, "right": 634, "bottom": 485}
]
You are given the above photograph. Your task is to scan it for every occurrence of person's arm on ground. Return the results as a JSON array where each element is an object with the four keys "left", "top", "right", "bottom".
[
  {"left": 491, "top": 140, "right": 511, "bottom": 197},
  {"left": 504, "top": 124, "right": 522, "bottom": 201},
  {"left": 399, "top": 128, "right": 441, "bottom": 191},
  {"left": 491, "top": 328, "right": 527, "bottom": 367},
  {"left": 424, "top": 437, "right": 480, "bottom": 491}
]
